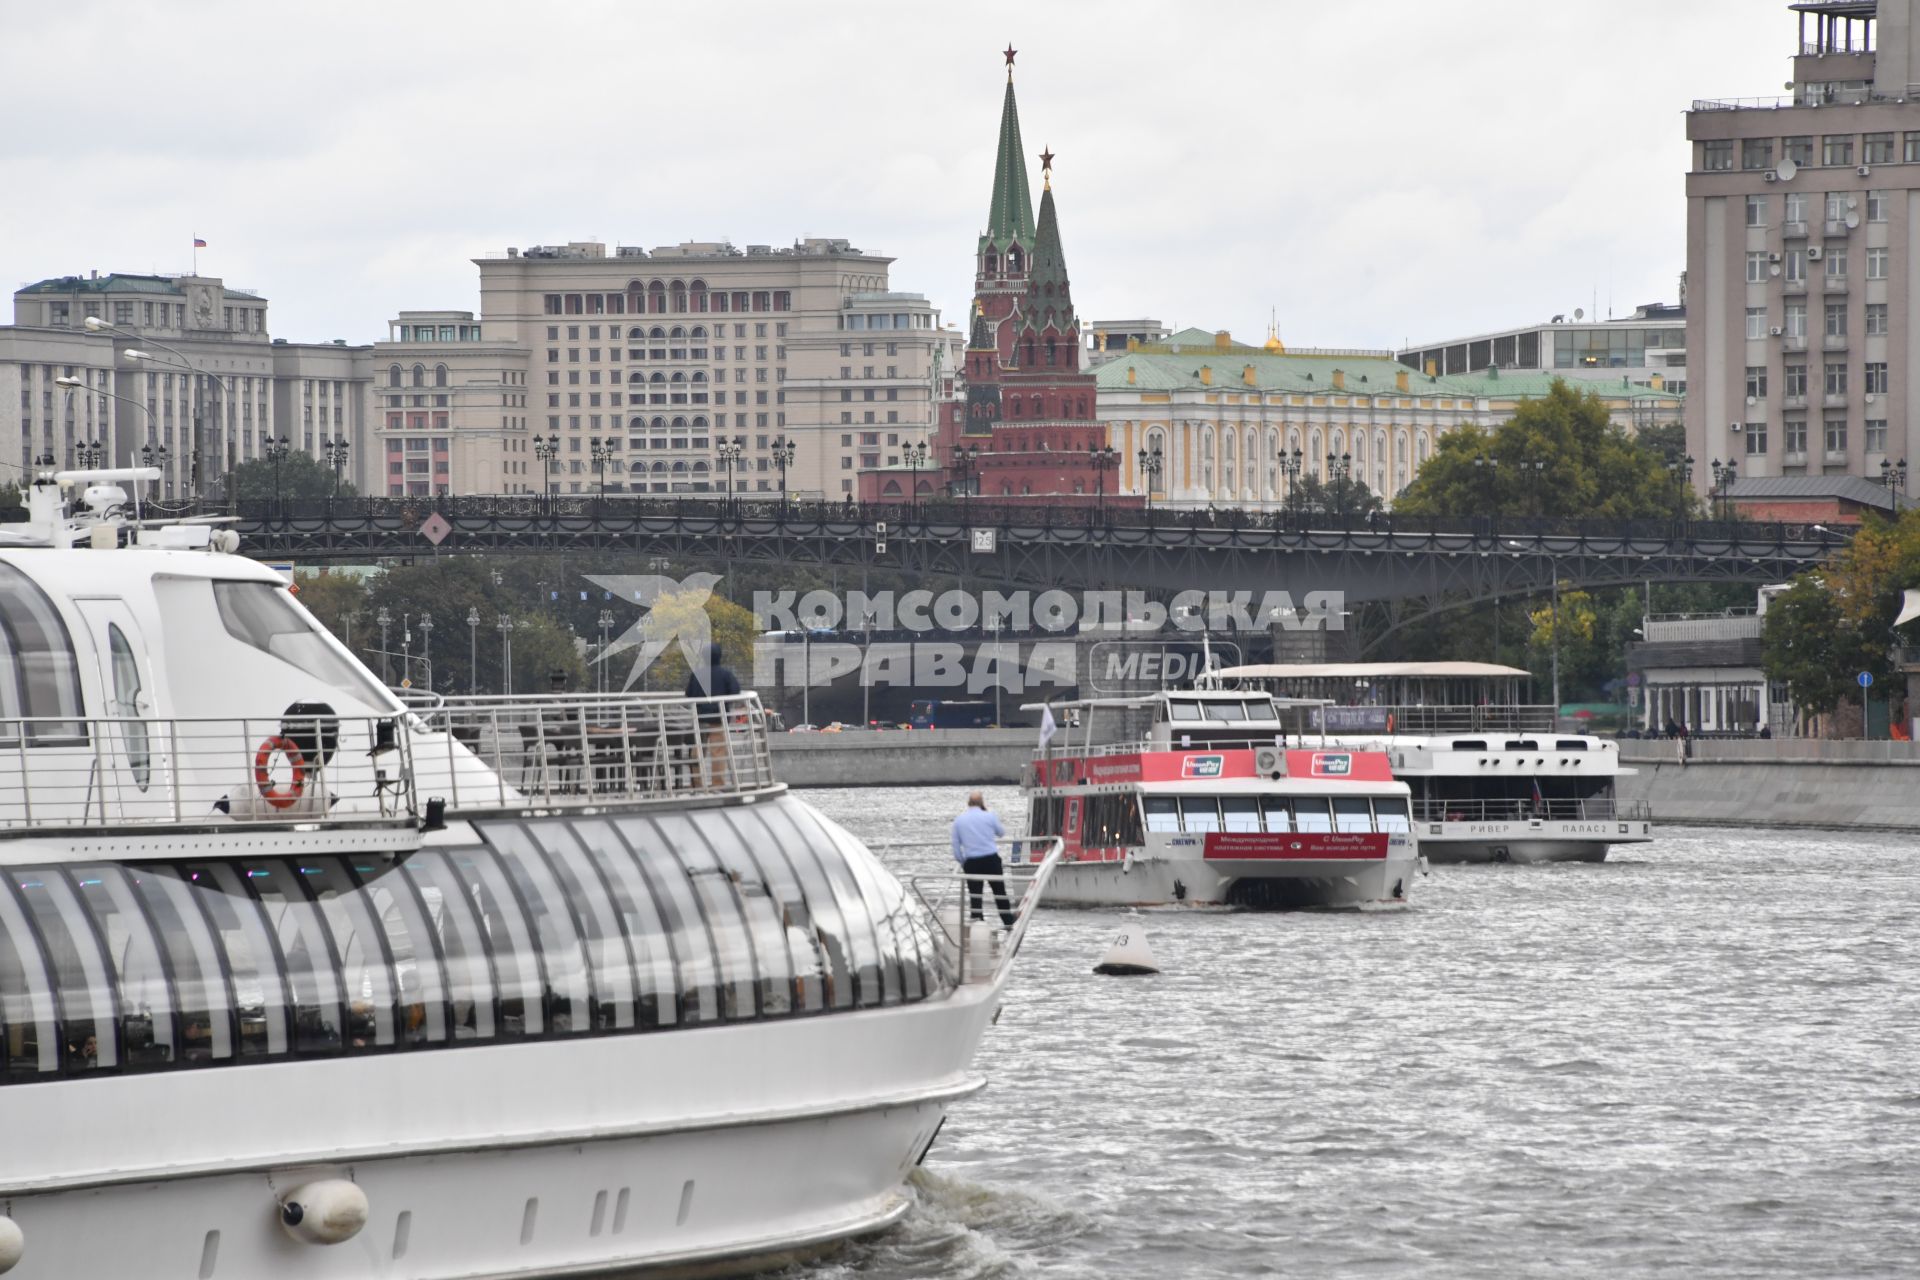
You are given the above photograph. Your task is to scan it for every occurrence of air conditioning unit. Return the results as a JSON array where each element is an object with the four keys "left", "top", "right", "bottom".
[
  {"left": 1858, "top": 165, "right": 1872, "bottom": 177},
  {"left": 1254, "top": 746, "right": 1283, "bottom": 776},
  {"left": 1866, "top": 393, "right": 1877, "bottom": 403},
  {"left": 1769, "top": 326, "right": 1785, "bottom": 336},
  {"left": 1764, "top": 170, "right": 1780, "bottom": 182},
  {"left": 1769, "top": 252, "right": 1782, "bottom": 262},
  {"left": 1808, "top": 246, "right": 1823, "bottom": 259}
]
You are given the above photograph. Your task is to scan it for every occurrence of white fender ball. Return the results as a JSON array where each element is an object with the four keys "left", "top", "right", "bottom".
[
  {"left": 0, "top": 1215, "right": 23, "bottom": 1274},
  {"left": 278, "top": 1179, "right": 369, "bottom": 1245}
]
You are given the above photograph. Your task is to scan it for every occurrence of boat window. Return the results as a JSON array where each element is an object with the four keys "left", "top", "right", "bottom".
[
  {"left": 240, "top": 861, "right": 348, "bottom": 1054},
  {"left": 1167, "top": 701, "right": 1202, "bottom": 722},
  {"left": 751, "top": 803, "right": 860, "bottom": 1010},
  {"left": 1083, "top": 794, "right": 1144, "bottom": 847},
  {"left": 1333, "top": 798, "right": 1374, "bottom": 833},
  {"left": 1202, "top": 701, "right": 1241, "bottom": 723},
  {"left": 1452, "top": 740, "right": 1487, "bottom": 751},
  {"left": 443, "top": 848, "right": 546, "bottom": 1036},
  {"left": 297, "top": 859, "right": 400, "bottom": 1050},
  {"left": 1221, "top": 797, "right": 1262, "bottom": 832},
  {"left": 1261, "top": 797, "right": 1292, "bottom": 833},
  {"left": 353, "top": 858, "right": 450, "bottom": 1046},
  {"left": 521, "top": 823, "right": 640, "bottom": 1032},
  {"left": 828, "top": 813, "right": 924, "bottom": 1005},
  {"left": 0, "top": 876, "right": 59, "bottom": 1077},
  {"left": 1293, "top": 798, "right": 1334, "bottom": 832},
  {"left": 11, "top": 870, "right": 120, "bottom": 1072},
  {"left": 69, "top": 867, "right": 176, "bottom": 1069},
  {"left": 565, "top": 817, "right": 680, "bottom": 1027},
  {"left": 605, "top": 816, "right": 725, "bottom": 1023},
  {"left": 1180, "top": 798, "right": 1221, "bottom": 833},
  {"left": 212, "top": 582, "right": 391, "bottom": 707},
  {"left": 483, "top": 825, "right": 592, "bottom": 1035},
  {"left": 1143, "top": 796, "right": 1181, "bottom": 833},
  {"left": 779, "top": 805, "right": 889, "bottom": 1008},
  {"left": 179, "top": 861, "right": 291, "bottom": 1056},
  {"left": 1556, "top": 740, "right": 1589, "bottom": 751},
  {"left": 721, "top": 808, "right": 830, "bottom": 1012},
  {"left": 127, "top": 866, "right": 234, "bottom": 1064},
  {"left": 1375, "top": 798, "right": 1412, "bottom": 834},
  {"left": 402, "top": 851, "right": 500, "bottom": 1042},
  {"left": 0, "top": 562, "right": 86, "bottom": 744},
  {"left": 1504, "top": 740, "right": 1535, "bottom": 751},
  {"left": 643, "top": 810, "right": 766, "bottom": 1018},
  {"left": 106, "top": 624, "right": 151, "bottom": 790}
]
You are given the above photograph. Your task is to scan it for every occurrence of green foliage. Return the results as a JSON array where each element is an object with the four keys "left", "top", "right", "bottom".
[
  {"left": 229, "top": 451, "right": 357, "bottom": 501},
  {"left": 1392, "top": 380, "right": 1694, "bottom": 520},
  {"left": 1761, "top": 509, "right": 1920, "bottom": 719},
  {"left": 1291, "top": 471, "right": 1384, "bottom": 517},
  {"left": 1761, "top": 577, "right": 1868, "bottom": 717}
]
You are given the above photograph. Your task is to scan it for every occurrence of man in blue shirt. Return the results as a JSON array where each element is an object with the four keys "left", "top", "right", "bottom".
[{"left": 951, "top": 790, "right": 1016, "bottom": 929}]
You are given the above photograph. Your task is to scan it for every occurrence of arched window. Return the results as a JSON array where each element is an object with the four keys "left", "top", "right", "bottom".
[
  {"left": 671, "top": 416, "right": 688, "bottom": 429},
  {"left": 651, "top": 417, "right": 666, "bottom": 430},
  {"left": 1045, "top": 337, "right": 1057, "bottom": 366},
  {"left": 1416, "top": 432, "right": 1431, "bottom": 464},
  {"left": 1008, "top": 247, "right": 1023, "bottom": 272},
  {"left": 1222, "top": 428, "right": 1236, "bottom": 494},
  {"left": 1351, "top": 433, "right": 1365, "bottom": 470},
  {"left": 627, "top": 282, "right": 645, "bottom": 314},
  {"left": 648, "top": 281, "right": 667, "bottom": 314},
  {"left": 1201, "top": 426, "right": 1216, "bottom": 493},
  {"left": 691, "top": 416, "right": 708, "bottom": 429},
  {"left": 883, "top": 479, "right": 903, "bottom": 497},
  {"left": 628, "top": 372, "right": 644, "bottom": 384},
  {"left": 652, "top": 461, "right": 667, "bottom": 473},
  {"left": 690, "top": 325, "right": 706, "bottom": 339},
  {"left": 0, "top": 563, "right": 85, "bottom": 741},
  {"left": 671, "top": 460, "right": 688, "bottom": 474},
  {"left": 691, "top": 461, "right": 709, "bottom": 474},
  {"left": 628, "top": 326, "right": 645, "bottom": 341},
  {"left": 1023, "top": 338, "right": 1036, "bottom": 366},
  {"left": 670, "top": 281, "right": 687, "bottom": 313},
  {"left": 690, "top": 281, "right": 708, "bottom": 313},
  {"left": 434, "top": 364, "right": 448, "bottom": 388},
  {"left": 412, "top": 364, "right": 426, "bottom": 388},
  {"left": 1001, "top": 482, "right": 1013, "bottom": 496},
  {"left": 985, "top": 252, "right": 999, "bottom": 274},
  {"left": 1008, "top": 396, "right": 1021, "bottom": 419},
  {"left": 691, "top": 371, "right": 708, "bottom": 384},
  {"left": 1330, "top": 428, "right": 1345, "bottom": 458},
  {"left": 628, "top": 459, "right": 645, "bottom": 474},
  {"left": 670, "top": 372, "right": 685, "bottom": 384},
  {"left": 387, "top": 364, "right": 402, "bottom": 388},
  {"left": 650, "top": 373, "right": 666, "bottom": 384},
  {"left": 650, "top": 326, "right": 667, "bottom": 340},
  {"left": 1309, "top": 429, "right": 1323, "bottom": 474},
  {"left": 670, "top": 326, "right": 686, "bottom": 340},
  {"left": 1076, "top": 397, "right": 1087, "bottom": 418}
]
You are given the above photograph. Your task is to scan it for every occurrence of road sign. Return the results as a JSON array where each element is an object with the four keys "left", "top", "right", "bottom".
[
  {"left": 1859, "top": 671, "right": 1874, "bottom": 689},
  {"left": 972, "top": 528, "right": 997, "bottom": 554},
  {"left": 419, "top": 513, "right": 452, "bottom": 545}
]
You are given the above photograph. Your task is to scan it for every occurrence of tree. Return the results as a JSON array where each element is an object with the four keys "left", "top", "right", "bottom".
[
  {"left": 1762, "top": 577, "right": 1869, "bottom": 717},
  {"left": 1292, "top": 471, "right": 1383, "bottom": 517},
  {"left": 229, "top": 451, "right": 357, "bottom": 501},
  {"left": 1393, "top": 380, "right": 1695, "bottom": 520},
  {"left": 601, "top": 590, "right": 760, "bottom": 693},
  {"left": 294, "top": 570, "right": 369, "bottom": 647},
  {"left": 1527, "top": 585, "right": 1602, "bottom": 700}
]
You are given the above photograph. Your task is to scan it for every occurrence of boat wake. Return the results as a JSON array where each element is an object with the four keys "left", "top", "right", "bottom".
[{"left": 800, "top": 1169, "right": 1092, "bottom": 1278}]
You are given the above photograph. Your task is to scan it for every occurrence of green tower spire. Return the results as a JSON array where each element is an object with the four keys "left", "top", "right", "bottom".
[{"left": 981, "top": 54, "right": 1035, "bottom": 252}]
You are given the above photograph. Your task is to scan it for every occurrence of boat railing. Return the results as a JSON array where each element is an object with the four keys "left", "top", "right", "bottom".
[
  {"left": 1313, "top": 704, "right": 1558, "bottom": 734},
  {"left": 408, "top": 691, "right": 778, "bottom": 813},
  {"left": 0, "top": 713, "right": 416, "bottom": 834},
  {"left": 1411, "top": 797, "right": 1651, "bottom": 824},
  {"left": 899, "top": 836, "right": 1064, "bottom": 987}
]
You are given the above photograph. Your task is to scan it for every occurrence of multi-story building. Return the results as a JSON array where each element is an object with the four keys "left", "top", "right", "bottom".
[
  {"left": 1084, "top": 319, "right": 1170, "bottom": 369},
  {"left": 1686, "top": 0, "right": 1920, "bottom": 488},
  {"left": 369, "top": 312, "right": 532, "bottom": 496},
  {"left": 0, "top": 327, "right": 119, "bottom": 494},
  {"left": 1398, "top": 301, "right": 1689, "bottom": 397},
  {"left": 455, "top": 238, "right": 951, "bottom": 499},
  {"left": 5, "top": 272, "right": 372, "bottom": 497},
  {"left": 271, "top": 340, "right": 376, "bottom": 493}
]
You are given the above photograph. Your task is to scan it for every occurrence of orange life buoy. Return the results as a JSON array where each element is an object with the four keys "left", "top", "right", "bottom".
[
  {"left": 254, "top": 736, "right": 308, "bottom": 810},
  {"left": 1387, "top": 713, "right": 1395, "bottom": 733}
]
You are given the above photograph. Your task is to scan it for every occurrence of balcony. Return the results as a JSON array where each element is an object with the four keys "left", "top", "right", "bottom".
[
  {"left": 1783, "top": 221, "right": 1810, "bottom": 239},
  {"left": 1824, "top": 276, "right": 1850, "bottom": 294},
  {"left": 1783, "top": 278, "right": 1808, "bottom": 297},
  {"left": 1824, "top": 219, "right": 1853, "bottom": 237},
  {"left": 1783, "top": 393, "right": 1809, "bottom": 410},
  {"left": 1782, "top": 334, "right": 1808, "bottom": 352},
  {"left": 1644, "top": 612, "right": 1762, "bottom": 642},
  {"left": 1824, "top": 392, "right": 1850, "bottom": 407},
  {"left": 1824, "top": 333, "right": 1849, "bottom": 350}
]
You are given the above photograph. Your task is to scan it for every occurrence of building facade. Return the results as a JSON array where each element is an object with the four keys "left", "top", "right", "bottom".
[
  {"left": 1398, "top": 301, "right": 1688, "bottom": 396},
  {"left": 1687, "top": 0, "right": 1920, "bottom": 492},
  {"left": 370, "top": 313, "right": 532, "bottom": 496},
  {"left": 6, "top": 272, "right": 373, "bottom": 497}
]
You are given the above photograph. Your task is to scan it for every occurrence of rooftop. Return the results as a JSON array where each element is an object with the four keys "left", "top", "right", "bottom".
[
  {"left": 17, "top": 272, "right": 264, "bottom": 301},
  {"left": 1728, "top": 473, "right": 1906, "bottom": 511}
]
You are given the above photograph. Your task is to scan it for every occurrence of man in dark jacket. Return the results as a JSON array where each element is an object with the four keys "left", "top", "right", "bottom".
[{"left": 686, "top": 641, "right": 742, "bottom": 786}]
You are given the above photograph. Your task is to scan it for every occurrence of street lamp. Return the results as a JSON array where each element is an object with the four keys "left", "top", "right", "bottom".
[
  {"left": 1087, "top": 443, "right": 1118, "bottom": 522},
  {"left": 496, "top": 613, "right": 515, "bottom": 696},
  {"left": 376, "top": 607, "right": 392, "bottom": 685},
  {"left": 589, "top": 437, "right": 610, "bottom": 505},
  {"left": 955, "top": 443, "right": 982, "bottom": 502},
  {"left": 716, "top": 436, "right": 745, "bottom": 513},
  {"left": 904, "top": 440, "right": 929, "bottom": 517},
  {"left": 1137, "top": 444, "right": 1164, "bottom": 515},
  {"left": 534, "top": 434, "right": 559, "bottom": 508},
  {"left": 466, "top": 606, "right": 480, "bottom": 695},
  {"left": 90, "top": 317, "right": 220, "bottom": 499},
  {"left": 1710, "top": 458, "right": 1738, "bottom": 521},
  {"left": 1474, "top": 453, "right": 1501, "bottom": 523},
  {"left": 264, "top": 436, "right": 291, "bottom": 518},
  {"left": 597, "top": 608, "right": 615, "bottom": 693},
  {"left": 72, "top": 438, "right": 106, "bottom": 469},
  {"left": 1510, "top": 457, "right": 1547, "bottom": 518},
  {"left": 56, "top": 373, "right": 160, "bottom": 478},
  {"left": 1279, "top": 445, "right": 1303, "bottom": 521},
  {"left": 419, "top": 612, "right": 434, "bottom": 692},
  {"left": 1326, "top": 450, "right": 1353, "bottom": 517},
  {"left": 140, "top": 443, "right": 170, "bottom": 471},
  {"left": 771, "top": 436, "right": 796, "bottom": 512},
  {"left": 322, "top": 435, "right": 350, "bottom": 502},
  {"left": 1880, "top": 457, "right": 1908, "bottom": 503}
]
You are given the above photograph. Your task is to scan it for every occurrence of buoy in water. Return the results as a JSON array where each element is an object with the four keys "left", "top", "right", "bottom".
[{"left": 1093, "top": 928, "right": 1160, "bottom": 976}]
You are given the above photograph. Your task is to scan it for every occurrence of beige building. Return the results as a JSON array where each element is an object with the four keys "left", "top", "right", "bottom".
[
  {"left": 370, "top": 312, "right": 532, "bottom": 496},
  {"left": 1093, "top": 329, "right": 1683, "bottom": 508},
  {"left": 450, "top": 238, "right": 952, "bottom": 499},
  {"left": 1687, "top": 0, "right": 1920, "bottom": 487},
  {"left": 6, "top": 272, "right": 373, "bottom": 497}
]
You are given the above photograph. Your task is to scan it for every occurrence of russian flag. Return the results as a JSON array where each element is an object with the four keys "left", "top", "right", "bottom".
[{"left": 193, "top": 238, "right": 207, "bottom": 248}]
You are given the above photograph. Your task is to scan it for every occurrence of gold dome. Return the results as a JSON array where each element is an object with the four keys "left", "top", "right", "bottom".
[{"left": 1263, "top": 333, "right": 1285, "bottom": 354}]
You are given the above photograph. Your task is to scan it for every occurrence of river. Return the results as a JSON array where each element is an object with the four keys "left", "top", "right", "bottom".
[{"left": 796, "top": 785, "right": 1920, "bottom": 1278}]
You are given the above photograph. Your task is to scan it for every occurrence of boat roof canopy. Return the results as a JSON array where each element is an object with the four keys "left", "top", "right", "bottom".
[{"left": 1207, "top": 662, "right": 1532, "bottom": 680}]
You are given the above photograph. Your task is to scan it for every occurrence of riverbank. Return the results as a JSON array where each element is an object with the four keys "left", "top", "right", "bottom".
[
  {"left": 770, "top": 728, "right": 1031, "bottom": 788},
  {"left": 1617, "top": 738, "right": 1920, "bottom": 831}
]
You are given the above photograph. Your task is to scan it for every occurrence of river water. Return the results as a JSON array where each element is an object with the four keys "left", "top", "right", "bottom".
[{"left": 795, "top": 785, "right": 1920, "bottom": 1279}]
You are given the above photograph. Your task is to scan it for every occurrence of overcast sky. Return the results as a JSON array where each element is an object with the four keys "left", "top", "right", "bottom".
[{"left": 3, "top": 0, "right": 1795, "bottom": 352}]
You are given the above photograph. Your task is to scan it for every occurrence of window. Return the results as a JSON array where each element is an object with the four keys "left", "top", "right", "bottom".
[
  {"left": 1868, "top": 247, "right": 1889, "bottom": 279},
  {"left": 1824, "top": 416, "right": 1848, "bottom": 453},
  {"left": 1784, "top": 136, "right": 1814, "bottom": 167},
  {"left": 1825, "top": 362, "right": 1848, "bottom": 396},
  {"left": 1785, "top": 303, "right": 1807, "bottom": 337},
  {"left": 1908, "top": 132, "right": 1920, "bottom": 163},
  {"left": 1867, "top": 419, "right": 1888, "bottom": 452},
  {"left": 1702, "top": 139, "right": 1733, "bottom": 171},
  {"left": 1785, "top": 192, "right": 1809, "bottom": 225},
  {"left": 211, "top": 583, "right": 388, "bottom": 707},
  {"left": 1826, "top": 303, "right": 1847, "bottom": 336},
  {"left": 1746, "top": 252, "right": 1768, "bottom": 283},
  {"left": 1746, "top": 307, "right": 1767, "bottom": 339},
  {"left": 1823, "top": 135, "right": 1855, "bottom": 166},
  {"left": 1746, "top": 423, "right": 1768, "bottom": 455},
  {"left": 1827, "top": 247, "right": 1848, "bottom": 277},
  {"left": 1865, "top": 132, "right": 1895, "bottom": 165},
  {"left": 1746, "top": 366, "right": 1768, "bottom": 398},
  {"left": 1866, "top": 361, "right": 1888, "bottom": 394},
  {"left": 1868, "top": 190, "right": 1888, "bottom": 222},
  {"left": 1867, "top": 303, "right": 1889, "bottom": 335},
  {"left": 1742, "top": 138, "right": 1774, "bottom": 170},
  {"left": 1826, "top": 192, "right": 1848, "bottom": 223},
  {"left": 0, "top": 563, "right": 85, "bottom": 742},
  {"left": 1746, "top": 195, "right": 1768, "bottom": 227},
  {"left": 1785, "top": 364, "right": 1808, "bottom": 398},
  {"left": 1785, "top": 419, "right": 1808, "bottom": 455}
]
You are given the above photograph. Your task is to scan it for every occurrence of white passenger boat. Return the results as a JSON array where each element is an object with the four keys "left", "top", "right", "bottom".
[
  {"left": 1020, "top": 691, "right": 1420, "bottom": 909},
  {"left": 0, "top": 467, "right": 1060, "bottom": 1280},
  {"left": 1200, "top": 663, "right": 1653, "bottom": 864}
]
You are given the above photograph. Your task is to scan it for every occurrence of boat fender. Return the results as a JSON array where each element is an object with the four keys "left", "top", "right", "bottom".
[
  {"left": 254, "top": 736, "right": 308, "bottom": 810},
  {"left": 278, "top": 1179, "right": 369, "bottom": 1246},
  {"left": 0, "top": 1215, "right": 22, "bottom": 1274},
  {"left": 1093, "top": 929, "right": 1161, "bottom": 976},
  {"left": 1122, "top": 850, "right": 1135, "bottom": 874}
]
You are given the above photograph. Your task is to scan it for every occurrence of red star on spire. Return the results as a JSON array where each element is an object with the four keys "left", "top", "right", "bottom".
[
  {"left": 1040, "top": 147, "right": 1055, "bottom": 174},
  {"left": 1003, "top": 44, "right": 1017, "bottom": 69}
]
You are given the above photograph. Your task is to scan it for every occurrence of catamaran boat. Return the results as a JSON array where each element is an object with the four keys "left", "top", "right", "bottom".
[
  {"left": 1199, "top": 663, "right": 1653, "bottom": 864},
  {"left": 1020, "top": 690, "right": 1419, "bottom": 909},
  {"left": 0, "top": 467, "right": 1060, "bottom": 1280}
]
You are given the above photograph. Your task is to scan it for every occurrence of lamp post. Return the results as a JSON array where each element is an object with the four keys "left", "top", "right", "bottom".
[
  {"left": 1087, "top": 443, "right": 1118, "bottom": 522},
  {"left": 55, "top": 374, "right": 159, "bottom": 477},
  {"left": 597, "top": 608, "right": 615, "bottom": 693},
  {"left": 400, "top": 612, "right": 415, "bottom": 690},
  {"left": 1325, "top": 450, "right": 1352, "bottom": 519},
  {"left": 1510, "top": 457, "right": 1546, "bottom": 519},
  {"left": 860, "top": 611, "right": 875, "bottom": 728},
  {"left": 1710, "top": 457, "right": 1738, "bottom": 522},
  {"left": 716, "top": 436, "right": 745, "bottom": 514},
  {"left": 1667, "top": 453, "right": 1695, "bottom": 519},
  {"left": 376, "top": 607, "right": 392, "bottom": 685},
  {"left": 322, "top": 435, "right": 350, "bottom": 506},
  {"left": 1280, "top": 445, "right": 1303, "bottom": 522},
  {"left": 1137, "top": 445, "right": 1164, "bottom": 515},
  {"left": 466, "top": 606, "right": 480, "bottom": 694},
  {"left": 955, "top": 443, "right": 981, "bottom": 504},
  {"left": 418, "top": 612, "right": 434, "bottom": 692},
  {"left": 904, "top": 440, "right": 928, "bottom": 518},
  {"left": 496, "top": 613, "right": 515, "bottom": 696},
  {"left": 589, "top": 437, "right": 610, "bottom": 506},
  {"left": 534, "top": 434, "right": 559, "bottom": 510},
  {"left": 72, "top": 438, "right": 105, "bottom": 469},
  {"left": 264, "top": 436, "right": 291, "bottom": 519},
  {"left": 88, "top": 317, "right": 220, "bottom": 500},
  {"left": 1880, "top": 457, "right": 1908, "bottom": 504},
  {"left": 771, "top": 436, "right": 796, "bottom": 512},
  {"left": 988, "top": 611, "right": 1003, "bottom": 726},
  {"left": 140, "top": 443, "right": 170, "bottom": 472}
]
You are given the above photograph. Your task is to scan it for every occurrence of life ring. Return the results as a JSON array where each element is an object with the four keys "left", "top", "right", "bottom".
[
  {"left": 254, "top": 736, "right": 308, "bottom": 810},
  {"left": 1386, "top": 713, "right": 1395, "bottom": 733}
]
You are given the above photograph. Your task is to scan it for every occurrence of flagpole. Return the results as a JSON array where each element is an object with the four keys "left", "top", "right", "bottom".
[{"left": 192, "top": 236, "right": 198, "bottom": 274}]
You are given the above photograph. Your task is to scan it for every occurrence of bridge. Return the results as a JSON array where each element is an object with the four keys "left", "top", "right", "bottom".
[{"left": 215, "top": 496, "right": 1840, "bottom": 613}]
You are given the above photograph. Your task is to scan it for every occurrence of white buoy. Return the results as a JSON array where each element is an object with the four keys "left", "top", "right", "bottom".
[
  {"left": 279, "top": 1179, "right": 370, "bottom": 1245},
  {"left": 0, "top": 1215, "right": 23, "bottom": 1274},
  {"left": 1093, "top": 927, "right": 1160, "bottom": 976}
]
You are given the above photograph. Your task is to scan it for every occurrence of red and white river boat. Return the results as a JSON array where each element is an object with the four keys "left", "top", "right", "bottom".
[{"left": 1020, "top": 691, "right": 1420, "bottom": 909}]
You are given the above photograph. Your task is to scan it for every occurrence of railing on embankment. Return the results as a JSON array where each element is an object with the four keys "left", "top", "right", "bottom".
[{"left": 1616, "top": 737, "right": 1920, "bottom": 831}]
